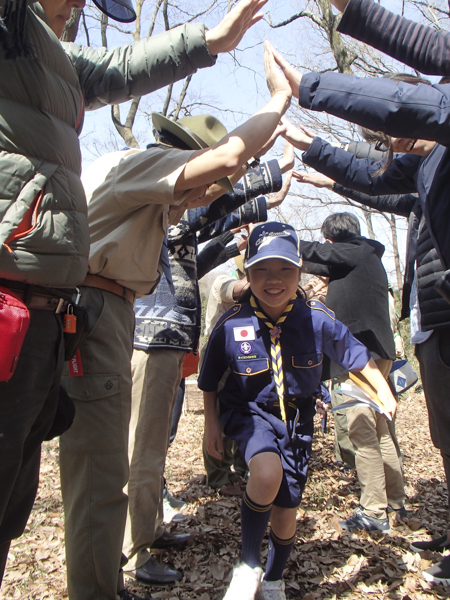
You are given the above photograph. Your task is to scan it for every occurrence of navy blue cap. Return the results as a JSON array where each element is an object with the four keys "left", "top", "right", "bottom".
[
  {"left": 92, "top": 0, "right": 136, "bottom": 22},
  {"left": 244, "top": 222, "right": 302, "bottom": 269}
]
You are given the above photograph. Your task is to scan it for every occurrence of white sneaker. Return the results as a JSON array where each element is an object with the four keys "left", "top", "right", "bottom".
[
  {"left": 261, "top": 579, "right": 286, "bottom": 600},
  {"left": 222, "top": 562, "right": 263, "bottom": 600},
  {"left": 162, "top": 496, "right": 187, "bottom": 524}
]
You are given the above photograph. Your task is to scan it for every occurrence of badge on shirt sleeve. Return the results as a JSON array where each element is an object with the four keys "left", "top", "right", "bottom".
[{"left": 233, "top": 325, "right": 255, "bottom": 341}]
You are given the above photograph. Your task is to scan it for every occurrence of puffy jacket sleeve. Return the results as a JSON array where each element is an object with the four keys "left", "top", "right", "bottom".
[
  {"left": 63, "top": 23, "right": 216, "bottom": 110},
  {"left": 302, "top": 137, "right": 419, "bottom": 197},
  {"left": 299, "top": 72, "right": 450, "bottom": 146},
  {"left": 337, "top": 0, "right": 450, "bottom": 76},
  {"left": 332, "top": 184, "right": 416, "bottom": 219}
]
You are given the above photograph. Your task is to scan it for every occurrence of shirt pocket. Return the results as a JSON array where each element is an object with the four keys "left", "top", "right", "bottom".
[
  {"left": 286, "top": 352, "right": 323, "bottom": 397},
  {"left": 232, "top": 357, "right": 271, "bottom": 397}
]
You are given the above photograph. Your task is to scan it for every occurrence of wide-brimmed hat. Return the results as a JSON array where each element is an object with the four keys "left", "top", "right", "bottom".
[
  {"left": 234, "top": 253, "right": 245, "bottom": 274},
  {"left": 244, "top": 222, "right": 302, "bottom": 269},
  {"left": 152, "top": 113, "right": 233, "bottom": 192}
]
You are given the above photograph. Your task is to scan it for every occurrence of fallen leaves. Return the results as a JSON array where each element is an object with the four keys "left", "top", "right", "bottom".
[{"left": 1, "top": 388, "right": 450, "bottom": 599}]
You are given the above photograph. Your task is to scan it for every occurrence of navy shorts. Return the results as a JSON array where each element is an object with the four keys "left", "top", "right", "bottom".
[{"left": 220, "top": 398, "right": 315, "bottom": 508}]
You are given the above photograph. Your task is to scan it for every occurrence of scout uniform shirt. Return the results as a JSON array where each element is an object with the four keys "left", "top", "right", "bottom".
[{"left": 198, "top": 296, "right": 371, "bottom": 420}]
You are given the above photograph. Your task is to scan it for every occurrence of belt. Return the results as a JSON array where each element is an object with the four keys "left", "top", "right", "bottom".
[
  {"left": 0, "top": 280, "right": 70, "bottom": 313},
  {"left": 82, "top": 274, "right": 135, "bottom": 304}
]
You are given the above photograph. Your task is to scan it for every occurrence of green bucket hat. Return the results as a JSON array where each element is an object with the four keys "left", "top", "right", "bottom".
[{"left": 152, "top": 113, "right": 234, "bottom": 193}]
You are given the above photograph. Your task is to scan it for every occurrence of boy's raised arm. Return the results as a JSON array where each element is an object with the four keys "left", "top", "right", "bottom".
[{"left": 353, "top": 358, "right": 397, "bottom": 419}]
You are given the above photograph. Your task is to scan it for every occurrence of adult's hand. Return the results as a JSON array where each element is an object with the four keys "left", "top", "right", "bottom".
[
  {"left": 264, "top": 41, "right": 292, "bottom": 102},
  {"left": 267, "top": 170, "right": 292, "bottom": 209},
  {"left": 205, "top": 0, "right": 268, "bottom": 56},
  {"left": 280, "top": 118, "right": 313, "bottom": 151},
  {"left": 279, "top": 141, "right": 295, "bottom": 173},
  {"left": 329, "top": 0, "right": 350, "bottom": 12},
  {"left": 266, "top": 41, "right": 302, "bottom": 99},
  {"left": 293, "top": 170, "right": 335, "bottom": 190}
]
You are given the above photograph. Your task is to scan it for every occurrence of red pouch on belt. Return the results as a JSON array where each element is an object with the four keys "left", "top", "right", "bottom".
[
  {"left": 0, "top": 286, "right": 30, "bottom": 382},
  {"left": 182, "top": 350, "right": 200, "bottom": 379}
]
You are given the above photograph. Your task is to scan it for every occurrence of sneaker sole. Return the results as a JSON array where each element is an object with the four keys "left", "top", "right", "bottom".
[
  {"left": 339, "top": 523, "right": 391, "bottom": 534},
  {"left": 423, "top": 571, "right": 450, "bottom": 585}
]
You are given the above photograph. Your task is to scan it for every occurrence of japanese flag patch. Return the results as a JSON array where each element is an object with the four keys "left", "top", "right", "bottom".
[{"left": 233, "top": 325, "right": 255, "bottom": 341}]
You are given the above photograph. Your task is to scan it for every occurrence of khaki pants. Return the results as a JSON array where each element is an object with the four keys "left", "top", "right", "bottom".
[
  {"left": 346, "top": 359, "right": 404, "bottom": 518},
  {"left": 60, "top": 288, "right": 135, "bottom": 600},
  {"left": 123, "top": 348, "right": 185, "bottom": 571}
]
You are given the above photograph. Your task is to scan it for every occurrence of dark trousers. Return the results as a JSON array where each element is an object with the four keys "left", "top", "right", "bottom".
[
  {"left": 169, "top": 378, "right": 185, "bottom": 445},
  {"left": 416, "top": 327, "right": 450, "bottom": 518},
  {"left": 0, "top": 310, "right": 63, "bottom": 585}
]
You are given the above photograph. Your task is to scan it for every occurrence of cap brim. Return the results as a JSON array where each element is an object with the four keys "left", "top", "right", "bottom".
[
  {"left": 92, "top": 0, "right": 136, "bottom": 22},
  {"left": 245, "top": 254, "right": 302, "bottom": 269},
  {"left": 152, "top": 113, "right": 233, "bottom": 193}
]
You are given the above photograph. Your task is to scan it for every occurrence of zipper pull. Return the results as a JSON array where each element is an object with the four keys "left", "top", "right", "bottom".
[{"left": 3, "top": 243, "right": 19, "bottom": 261}]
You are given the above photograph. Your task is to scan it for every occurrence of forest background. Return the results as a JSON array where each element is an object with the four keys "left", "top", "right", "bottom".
[{"left": 65, "top": 0, "right": 450, "bottom": 361}]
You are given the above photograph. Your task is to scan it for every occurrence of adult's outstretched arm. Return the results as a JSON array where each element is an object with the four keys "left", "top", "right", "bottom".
[{"left": 335, "top": 0, "right": 450, "bottom": 76}]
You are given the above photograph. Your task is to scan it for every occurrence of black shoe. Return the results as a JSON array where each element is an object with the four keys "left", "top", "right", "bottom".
[
  {"left": 135, "top": 557, "right": 183, "bottom": 585},
  {"left": 411, "top": 533, "right": 450, "bottom": 553},
  {"left": 423, "top": 555, "right": 450, "bottom": 585},
  {"left": 388, "top": 505, "right": 413, "bottom": 519},
  {"left": 152, "top": 530, "right": 191, "bottom": 549}
]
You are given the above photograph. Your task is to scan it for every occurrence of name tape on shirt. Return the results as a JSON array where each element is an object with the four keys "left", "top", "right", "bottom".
[{"left": 233, "top": 325, "right": 255, "bottom": 341}]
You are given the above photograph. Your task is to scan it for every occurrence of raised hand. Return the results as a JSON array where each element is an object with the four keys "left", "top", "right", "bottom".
[
  {"left": 280, "top": 118, "right": 313, "bottom": 151},
  {"left": 264, "top": 41, "right": 292, "bottom": 102},
  {"left": 293, "top": 170, "right": 335, "bottom": 190},
  {"left": 267, "top": 170, "right": 292, "bottom": 209},
  {"left": 205, "top": 0, "right": 268, "bottom": 56},
  {"left": 266, "top": 41, "right": 302, "bottom": 99},
  {"left": 279, "top": 140, "right": 295, "bottom": 173}
]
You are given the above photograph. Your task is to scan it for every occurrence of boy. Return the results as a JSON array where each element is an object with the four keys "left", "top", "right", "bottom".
[{"left": 198, "top": 222, "right": 397, "bottom": 600}]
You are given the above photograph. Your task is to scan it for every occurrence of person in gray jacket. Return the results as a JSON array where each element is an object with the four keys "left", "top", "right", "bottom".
[{"left": 0, "top": 0, "right": 268, "bottom": 593}]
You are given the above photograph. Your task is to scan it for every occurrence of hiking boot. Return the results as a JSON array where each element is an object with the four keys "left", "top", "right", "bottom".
[
  {"left": 261, "top": 579, "right": 286, "bottom": 600},
  {"left": 423, "top": 555, "right": 450, "bottom": 585},
  {"left": 411, "top": 533, "right": 450, "bottom": 553},
  {"left": 339, "top": 508, "right": 391, "bottom": 533},
  {"left": 222, "top": 563, "right": 263, "bottom": 600}
]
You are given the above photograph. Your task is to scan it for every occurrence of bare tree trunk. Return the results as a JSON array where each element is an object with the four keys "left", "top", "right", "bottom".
[
  {"left": 173, "top": 76, "right": 192, "bottom": 120},
  {"left": 389, "top": 214, "right": 403, "bottom": 290},
  {"left": 61, "top": 8, "right": 82, "bottom": 43},
  {"left": 364, "top": 211, "right": 375, "bottom": 239},
  {"left": 317, "top": 0, "right": 355, "bottom": 74},
  {"left": 111, "top": 102, "right": 140, "bottom": 147},
  {"left": 100, "top": 13, "right": 108, "bottom": 48}
]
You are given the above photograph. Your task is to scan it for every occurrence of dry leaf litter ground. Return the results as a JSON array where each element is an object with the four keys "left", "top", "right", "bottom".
[{"left": 1, "top": 385, "right": 449, "bottom": 600}]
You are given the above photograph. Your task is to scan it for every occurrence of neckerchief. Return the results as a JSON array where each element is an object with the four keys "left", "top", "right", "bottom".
[{"left": 250, "top": 294, "right": 296, "bottom": 422}]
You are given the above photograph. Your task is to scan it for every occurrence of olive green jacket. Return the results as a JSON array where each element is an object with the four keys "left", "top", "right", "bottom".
[{"left": 0, "top": 1, "right": 215, "bottom": 287}]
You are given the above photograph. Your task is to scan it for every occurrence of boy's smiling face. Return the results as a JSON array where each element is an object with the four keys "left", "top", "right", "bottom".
[{"left": 247, "top": 258, "right": 300, "bottom": 322}]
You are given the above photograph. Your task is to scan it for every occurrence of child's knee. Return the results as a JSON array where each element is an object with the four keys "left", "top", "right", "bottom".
[{"left": 248, "top": 452, "right": 283, "bottom": 489}]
